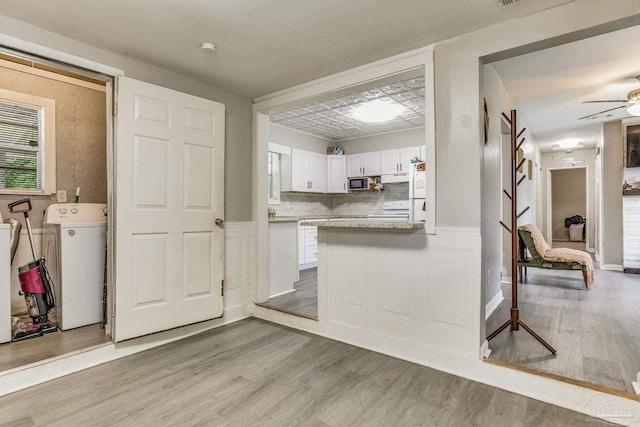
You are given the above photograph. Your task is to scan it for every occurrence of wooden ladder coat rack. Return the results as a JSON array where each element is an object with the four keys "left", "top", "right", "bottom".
[{"left": 486, "top": 109, "right": 556, "bottom": 355}]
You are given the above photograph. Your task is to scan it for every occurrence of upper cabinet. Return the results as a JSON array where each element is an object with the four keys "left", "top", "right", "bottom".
[
  {"left": 326, "top": 155, "right": 347, "bottom": 193},
  {"left": 347, "top": 152, "right": 381, "bottom": 177},
  {"left": 308, "top": 152, "right": 327, "bottom": 193},
  {"left": 380, "top": 149, "right": 401, "bottom": 175},
  {"left": 290, "top": 148, "right": 326, "bottom": 193},
  {"left": 380, "top": 146, "right": 422, "bottom": 181},
  {"left": 282, "top": 145, "right": 423, "bottom": 191},
  {"left": 400, "top": 146, "right": 421, "bottom": 172}
]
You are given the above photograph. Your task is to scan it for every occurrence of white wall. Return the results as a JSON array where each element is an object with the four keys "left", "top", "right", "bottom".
[
  {"left": 601, "top": 121, "right": 623, "bottom": 266},
  {"left": 270, "top": 123, "right": 330, "bottom": 154},
  {"left": 482, "top": 64, "right": 541, "bottom": 310},
  {"left": 0, "top": 14, "right": 253, "bottom": 222},
  {"left": 393, "top": 0, "right": 640, "bottom": 418},
  {"left": 541, "top": 149, "right": 596, "bottom": 248},
  {"left": 339, "top": 127, "right": 425, "bottom": 154}
]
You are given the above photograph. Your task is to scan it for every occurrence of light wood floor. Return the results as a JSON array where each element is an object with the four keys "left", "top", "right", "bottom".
[
  {"left": 260, "top": 267, "right": 318, "bottom": 319},
  {"left": 487, "top": 266, "right": 640, "bottom": 394},
  {"left": 0, "top": 318, "right": 592, "bottom": 426},
  {"left": 0, "top": 321, "right": 110, "bottom": 372}
]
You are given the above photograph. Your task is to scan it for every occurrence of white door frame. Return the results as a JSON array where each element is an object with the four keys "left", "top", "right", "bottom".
[
  {"left": 546, "top": 166, "right": 589, "bottom": 245},
  {"left": 0, "top": 33, "right": 124, "bottom": 339},
  {"left": 252, "top": 46, "right": 436, "bottom": 305}
]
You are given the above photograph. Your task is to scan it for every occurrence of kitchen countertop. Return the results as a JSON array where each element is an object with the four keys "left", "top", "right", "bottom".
[
  {"left": 300, "top": 219, "right": 425, "bottom": 230},
  {"left": 268, "top": 215, "right": 365, "bottom": 223},
  {"left": 268, "top": 217, "right": 305, "bottom": 223}
]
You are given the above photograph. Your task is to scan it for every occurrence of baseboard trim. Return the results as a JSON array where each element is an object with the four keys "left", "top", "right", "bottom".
[
  {"left": 481, "top": 339, "right": 492, "bottom": 358},
  {"left": 600, "top": 264, "right": 624, "bottom": 272},
  {"left": 485, "top": 290, "right": 504, "bottom": 320},
  {"left": 436, "top": 226, "right": 481, "bottom": 235},
  {"left": 0, "top": 305, "right": 250, "bottom": 397},
  {"left": 267, "top": 288, "right": 296, "bottom": 298}
]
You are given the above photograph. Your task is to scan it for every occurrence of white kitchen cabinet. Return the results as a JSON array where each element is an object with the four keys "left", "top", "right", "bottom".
[
  {"left": 347, "top": 152, "right": 381, "bottom": 177},
  {"left": 380, "top": 149, "right": 401, "bottom": 175},
  {"left": 347, "top": 154, "right": 363, "bottom": 178},
  {"left": 364, "top": 152, "right": 381, "bottom": 176},
  {"left": 291, "top": 148, "right": 326, "bottom": 192},
  {"left": 291, "top": 149, "right": 308, "bottom": 191},
  {"left": 326, "top": 155, "right": 347, "bottom": 193},
  {"left": 400, "top": 146, "right": 421, "bottom": 172},
  {"left": 381, "top": 146, "right": 421, "bottom": 176},
  {"left": 308, "top": 152, "right": 326, "bottom": 192},
  {"left": 299, "top": 222, "right": 318, "bottom": 269}
]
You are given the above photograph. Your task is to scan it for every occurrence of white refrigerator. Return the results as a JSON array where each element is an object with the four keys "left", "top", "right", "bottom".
[{"left": 409, "top": 162, "right": 427, "bottom": 222}]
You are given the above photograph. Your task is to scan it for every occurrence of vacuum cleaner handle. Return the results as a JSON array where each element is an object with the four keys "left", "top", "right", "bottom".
[
  {"left": 8, "top": 198, "right": 32, "bottom": 214},
  {"left": 9, "top": 198, "right": 37, "bottom": 261}
]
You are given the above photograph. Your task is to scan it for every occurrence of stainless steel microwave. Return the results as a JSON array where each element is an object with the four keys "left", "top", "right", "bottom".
[{"left": 348, "top": 177, "right": 373, "bottom": 191}]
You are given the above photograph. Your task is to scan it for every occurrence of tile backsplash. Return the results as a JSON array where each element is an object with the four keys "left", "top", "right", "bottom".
[
  {"left": 271, "top": 182, "right": 409, "bottom": 217},
  {"left": 274, "top": 192, "right": 332, "bottom": 217}
]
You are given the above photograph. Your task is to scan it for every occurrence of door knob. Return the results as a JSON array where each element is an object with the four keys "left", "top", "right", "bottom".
[{"left": 215, "top": 218, "right": 224, "bottom": 227}]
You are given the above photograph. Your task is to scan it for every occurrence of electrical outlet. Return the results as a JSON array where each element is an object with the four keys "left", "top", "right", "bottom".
[{"left": 56, "top": 190, "right": 67, "bottom": 203}]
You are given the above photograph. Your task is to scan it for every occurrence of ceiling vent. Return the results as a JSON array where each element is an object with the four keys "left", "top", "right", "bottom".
[{"left": 498, "top": 0, "right": 519, "bottom": 5}]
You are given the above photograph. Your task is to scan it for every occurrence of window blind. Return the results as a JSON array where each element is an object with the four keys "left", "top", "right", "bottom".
[{"left": 0, "top": 101, "right": 42, "bottom": 190}]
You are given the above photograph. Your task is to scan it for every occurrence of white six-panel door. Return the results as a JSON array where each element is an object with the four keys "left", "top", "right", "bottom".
[{"left": 114, "top": 76, "right": 225, "bottom": 342}]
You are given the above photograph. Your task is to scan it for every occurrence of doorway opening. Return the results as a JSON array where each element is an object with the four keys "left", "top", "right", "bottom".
[
  {"left": 255, "top": 68, "right": 429, "bottom": 321},
  {"left": 549, "top": 167, "right": 587, "bottom": 251},
  {"left": 0, "top": 47, "right": 114, "bottom": 372},
  {"left": 482, "top": 24, "right": 640, "bottom": 397}
]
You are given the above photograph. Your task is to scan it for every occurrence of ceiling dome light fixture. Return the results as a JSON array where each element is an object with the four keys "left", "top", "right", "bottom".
[
  {"left": 351, "top": 99, "right": 406, "bottom": 123},
  {"left": 552, "top": 139, "right": 584, "bottom": 151},
  {"left": 201, "top": 42, "right": 216, "bottom": 54}
]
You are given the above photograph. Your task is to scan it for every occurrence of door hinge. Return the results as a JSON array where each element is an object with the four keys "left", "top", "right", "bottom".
[{"left": 221, "top": 280, "right": 224, "bottom": 297}]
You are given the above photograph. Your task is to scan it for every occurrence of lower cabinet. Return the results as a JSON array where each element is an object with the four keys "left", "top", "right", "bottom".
[{"left": 298, "top": 222, "right": 318, "bottom": 269}]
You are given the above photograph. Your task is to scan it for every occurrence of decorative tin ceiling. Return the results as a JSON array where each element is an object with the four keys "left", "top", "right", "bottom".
[{"left": 270, "top": 76, "right": 425, "bottom": 141}]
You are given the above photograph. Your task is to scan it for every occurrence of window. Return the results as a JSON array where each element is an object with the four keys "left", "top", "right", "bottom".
[
  {"left": 268, "top": 142, "right": 291, "bottom": 204},
  {"left": 0, "top": 88, "right": 55, "bottom": 194},
  {"left": 268, "top": 151, "right": 281, "bottom": 203}
]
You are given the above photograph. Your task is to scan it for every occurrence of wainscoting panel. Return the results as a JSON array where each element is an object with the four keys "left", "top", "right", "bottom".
[
  {"left": 326, "top": 227, "right": 481, "bottom": 355},
  {"left": 426, "top": 247, "right": 472, "bottom": 332},
  {"left": 223, "top": 222, "right": 255, "bottom": 314}
]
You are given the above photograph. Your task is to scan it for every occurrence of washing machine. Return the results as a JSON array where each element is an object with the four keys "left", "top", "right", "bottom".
[{"left": 43, "top": 203, "right": 107, "bottom": 330}]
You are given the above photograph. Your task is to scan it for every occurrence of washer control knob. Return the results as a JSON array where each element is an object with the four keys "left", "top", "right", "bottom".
[
  {"left": 59, "top": 208, "right": 67, "bottom": 214},
  {"left": 68, "top": 229, "right": 75, "bottom": 236},
  {"left": 71, "top": 208, "right": 78, "bottom": 214}
]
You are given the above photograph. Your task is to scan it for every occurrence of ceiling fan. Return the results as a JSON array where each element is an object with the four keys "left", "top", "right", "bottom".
[{"left": 579, "top": 75, "right": 640, "bottom": 120}]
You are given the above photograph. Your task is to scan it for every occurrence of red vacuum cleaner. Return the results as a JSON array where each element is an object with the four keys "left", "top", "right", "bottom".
[{"left": 9, "top": 198, "right": 57, "bottom": 341}]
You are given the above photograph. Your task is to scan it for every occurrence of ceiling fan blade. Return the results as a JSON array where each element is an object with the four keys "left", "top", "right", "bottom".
[
  {"left": 582, "top": 100, "right": 628, "bottom": 103},
  {"left": 578, "top": 105, "right": 628, "bottom": 120}
]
